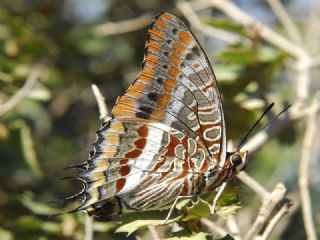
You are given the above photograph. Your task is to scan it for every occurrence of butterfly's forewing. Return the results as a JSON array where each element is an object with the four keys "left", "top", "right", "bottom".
[
  {"left": 112, "top": 12, "right": 227, "bottom": 164},
  {"left": 66, "top": 12, "right": 228, "bottom": 216}
]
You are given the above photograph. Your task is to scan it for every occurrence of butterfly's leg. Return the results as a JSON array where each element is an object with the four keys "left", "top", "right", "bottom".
[
  {"left": 163, "top": 195, "right": 194, "bottom": 224},
  {"left": 211, "top": 181, "right": 227, "bottom": 214}
]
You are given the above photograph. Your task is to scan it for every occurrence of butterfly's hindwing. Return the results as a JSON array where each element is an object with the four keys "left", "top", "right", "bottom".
[{"left": 73, "top": 118, "right": 215, "bottom": 213}]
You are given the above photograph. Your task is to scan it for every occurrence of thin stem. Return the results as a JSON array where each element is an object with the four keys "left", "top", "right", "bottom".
[
  {"left": 201, "top": 218, "right": 229, "bottom": 237},
  {"left": 91, "top": 13, "right": 152, "bottom": 37},
  {"left": 265, "top": 0, "right": 302, "bottom": 44},
  {"left": 84, "top": 214, "right": 93, "bottom": 240},
  {"left": 0, "top": 64, "right": 46, "bottom": 115},
  {"left": 91, "top": 84, "right": 109, "bottom": 120},
  {"left": 176, "top": 0, "right": 239, "bottom": 43},
  {"left": 298, "top": 96, "right": 319, "bottom": 240},
  {"left": 237, "top": 172, "right": 269, "bottom": 199},
  {"left": 207, "top": 0, "right": 308, "bottom": 59}
]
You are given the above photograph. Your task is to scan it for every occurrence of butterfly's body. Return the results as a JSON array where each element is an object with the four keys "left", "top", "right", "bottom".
[{"left": 65, "top": 12, "right": 247, "bottom": 218}]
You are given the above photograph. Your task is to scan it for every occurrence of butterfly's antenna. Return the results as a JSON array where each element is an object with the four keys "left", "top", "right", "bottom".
[
  {"left": 256, "top": 104, "right": 292, "bottom": 133},
  {"left": 236, "top": 102, "right": 275, "bottom": 151}
]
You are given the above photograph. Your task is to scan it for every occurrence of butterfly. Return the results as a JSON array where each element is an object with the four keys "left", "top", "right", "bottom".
[{"left": 64, "top": 12, "right": 248, "bottom": 221}]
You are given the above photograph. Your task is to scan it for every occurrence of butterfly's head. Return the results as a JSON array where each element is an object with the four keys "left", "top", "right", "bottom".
[{"left": 227, "top": 151, "right": 248, "bottom": 173}]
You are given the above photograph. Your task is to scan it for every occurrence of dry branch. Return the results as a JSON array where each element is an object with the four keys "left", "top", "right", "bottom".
[
  {"left": 242, "top": 102, "right": 312, "bottom": 153},
  {"left": 206, "top": 0, "right": 308, "bottom": 60},
  {"left": 237, "top": 172, "right": 269, "bottom": 199},
  {"left": 298, "top": 95, "right": 319, "bottom": 240},
  {"left": 91, "top": 14, "right": 152, "bottom": 37},
  {"left": 91, "top": 84, "right": 110, "bottom": 121},
  {"left": 0, "top": 63, "right": 46, "bottom": 116},
  {"left": 244, "top": 183, "right": 291, "bottom": 240},
  {"left": 201, "top": 218, "right": 229, "bottom": 238},
  {"left": 265, "top": 0, "right": 302, "bottom": 44},
  {"left": 84, "top": 214, "right": 93, "bottom": 240},
  {"left": 176, "top": 0, "right": 239, "bottom": 43},
  {"left": 83, "top": 84, "right": 111, "bottom": 240}
]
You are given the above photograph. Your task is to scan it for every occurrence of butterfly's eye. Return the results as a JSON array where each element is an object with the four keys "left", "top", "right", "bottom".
[{"left": 231, "top": 154, "right": 242, "bottom": 166}]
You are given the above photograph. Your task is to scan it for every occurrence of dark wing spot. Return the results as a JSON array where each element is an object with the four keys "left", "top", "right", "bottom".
[
  {"left": 180, "top": 62, "right": 185, "bottom": 68},
  {"left": 162, "top": 64, "right": 168, "bottom": 69},
  {"left": 167, "top": 39, "right": 172, "bottom": 44},
  {"left": 172, "top": 28, "right": 178, "bottom": 35},
  {"left": 191, "top": 46, "right": 200, "bottom": 56},
  {"left": 163, "top": 51, "right": 169, "bottom": 57},
  {"left": 139, "top": 105, "right": 153, "bottom": 114},
  {"left": 156, "top": 77, "right": 163, "bottom": 84},
  {"left": 186, "top": 53, "right": 194, "bottom": 61},
  {"left": 147, "top": 92, "right": 159, "bottom": 101},
  {"left": 136, "top": 111, "right": 150, "bottom": 119}
]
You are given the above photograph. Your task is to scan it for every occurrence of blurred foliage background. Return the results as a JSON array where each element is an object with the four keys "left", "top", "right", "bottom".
[{"left": 0, "top": 0, "right": 319, "bottom": 239}]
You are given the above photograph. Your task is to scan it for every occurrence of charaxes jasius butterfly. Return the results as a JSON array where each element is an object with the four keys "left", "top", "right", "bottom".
[{"left": 64, "top": 12, "right": 248, "bottom": 221}]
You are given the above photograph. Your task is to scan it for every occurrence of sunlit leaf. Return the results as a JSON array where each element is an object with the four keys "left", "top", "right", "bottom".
[
  {"left": 19, "top": 121, "right": 43, "bottom": 179},
  {"left": 216, "top": 205, "right": 242, "bottom": 217},
  {"left": 16, "top": 215, "right": 61, "bottom": 233},
  {"left": 257, "top": 46, "right": 282, "bottom": 62},
  {"left": 176, "top": 197, "right": 212, "bottom": 221},
  {"left": 27, "top": 84, "right": 52, "bottom": 101},
  {"left": 116, "top": 210, "right": 168, "bottom": 235},
  {"left": 20, "top": 192, "right": 58, "bottom": 215},
  {"left": 93, "top": 221, "right": 115, "bottom": 232},
  {"left": 218, "top": 47, "right": 254, "bottom": 64},
  {"left": 203, "top": 18, "right": 247, "bottom": 37},
  {"left": 0, "top": 228, "right": 13, "bottom": 240},
  {"left": 214, "top": 65, "right": 243, "bottom": 82}
]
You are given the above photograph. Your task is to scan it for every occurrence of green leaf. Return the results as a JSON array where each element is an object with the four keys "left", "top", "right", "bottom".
[
  {"left": 16, "top": 215, "right": 60, "bottom": 233},
  {"left": 214, "top": 65, "right": 243, "bottom": 82},
  {"left": 176, "top": 197, "right": 212, "bottom": 221},
  {"left": 257, "top": 46, "right": 281, "bottom": 62},
  {"left": 203, "top": 18, "right": 247, "bottom": 37},
  {"left": 20, "top": 192, "right": 58, "bottom": 215},
  {"left": 0, "top": 228, "right": 13, "bottom": 240},
  {"left": 218, "top": 47, "right": 255, "bottom": 64},
  {"left": 115, "top": 210, "right": 169, "bottom": 235},
  {"left": 216, "top": 205, "right": 242, "bottom": 217}
]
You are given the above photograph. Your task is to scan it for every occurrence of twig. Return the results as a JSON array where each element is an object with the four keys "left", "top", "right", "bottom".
[
  {"left": 241, "top": 102, "right": 307, "bottom": 153},
  {"left": 206, "top": 0, "right": 308, "bottom": 60},
  {"left": 244, "top": 183, "right": 291, "bottom": 240},
  {"left": 305, "top": 7, "right": 320, "bottom": 54},
  {"left": 237, "top": 172, "right": 269, "bottom": 200},
  {"left": 83, "top": 85, "right": 110, "bottom": 240},
  {"left": 265, "top": 0, "right": 302, "bottom": 44},
  {"left": 310, "top": 55, "right": 320, "bottom": 67},
  {"left": 176, "top": 0, "right": 240, "bottom": 43},
  {"left": 0, "top": 64, "right": 46, "bottom": 116},
  {"left": 84, "top": 214, "right": 93, "bottom": 240},
  {"left": 91, "top": 84, "right": 110, "bottom": 121},
  {"left": 201, "top": 218, "right": 229, "bottom": 237},
  {"left": 295, "top": 56, "right": 311, "bottom": 100},
  {"left": 298, "top": 95, "right": 319, "bottom": 240},
  {"left": 226, "top": 215, "right": 242, "bottom": 240},
  {"left": 91, "top": 13, "right": 152, "bottom": 37},
  {"left": 148, "top": 226, "right": 161, "bottom": 240},
  {"left": 257, "top": 201, "right": 292, "bottom": 240}
]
